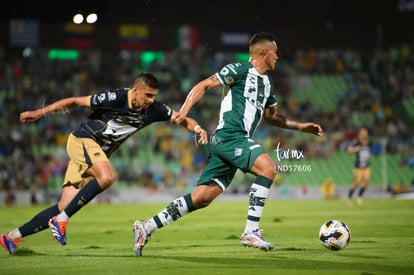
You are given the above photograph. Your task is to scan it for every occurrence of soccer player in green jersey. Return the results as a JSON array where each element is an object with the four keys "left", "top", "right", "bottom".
[{"left": 133, "top": 32, "right": 324, "bottom": 256}]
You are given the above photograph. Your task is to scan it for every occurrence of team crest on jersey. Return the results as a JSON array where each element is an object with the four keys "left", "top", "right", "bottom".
[{"left": 234, "top": 148, "right": 243, "bottom": 156}]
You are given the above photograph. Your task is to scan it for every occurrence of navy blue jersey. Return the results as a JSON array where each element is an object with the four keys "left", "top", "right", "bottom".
[
  {"left": 72, "top": 88, "right": 172, "bottom": 157},
  {"left": 352, "top": 141, "right": 371, "bottom": 168}
]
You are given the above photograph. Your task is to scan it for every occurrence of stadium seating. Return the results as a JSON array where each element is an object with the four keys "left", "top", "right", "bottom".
[{"left": 290, "top": 74, "right": 347, "bottom": 112}]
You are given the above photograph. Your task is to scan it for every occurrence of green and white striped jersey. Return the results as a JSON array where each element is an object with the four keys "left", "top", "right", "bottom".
[{"left": 214, "top": 61, "right": 277, "bottom": 138}]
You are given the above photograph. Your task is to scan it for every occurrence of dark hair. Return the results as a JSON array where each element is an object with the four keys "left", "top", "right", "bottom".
[
  {"left": 249, "top": 32, "right": 276, "bottom": 46},
  {"left": 137, "top": 72, "right": 159, "bottom": 89}
]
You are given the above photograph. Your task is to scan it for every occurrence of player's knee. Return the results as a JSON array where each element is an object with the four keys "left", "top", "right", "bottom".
[
  {"left": 264, "top": 165, "right": 276, "bottom": 179},
  {"left": 191, "top": 184, "right": 222, "bottom": 209},
  {"left": 253, "top": 161, "right": 276, "bottom": 179},
  {"left": 97, "top": 173, "right": 116, "bottom": 189}
]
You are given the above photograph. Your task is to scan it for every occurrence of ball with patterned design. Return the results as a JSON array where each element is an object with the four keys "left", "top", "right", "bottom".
[{"left": 319, "top": 219, "right": 351, "bottom": 251}]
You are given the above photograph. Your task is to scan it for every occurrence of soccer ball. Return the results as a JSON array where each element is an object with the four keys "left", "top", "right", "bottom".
[{"left": 319, "top": 219, "right": 351, "bottom": 251}]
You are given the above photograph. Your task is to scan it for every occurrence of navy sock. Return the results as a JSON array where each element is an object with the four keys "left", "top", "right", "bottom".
[
  {"left": 64, "top": 179, "right": 104, "bottom": 217},
  {"left": 348, "top": 188, "right": 355, "bottom": 199},
  {"left": 18, "top": 204, "right": 60, "bottom": 237},
  {"left": 358, "top": 187, "right": 366, "bottom": 197}
]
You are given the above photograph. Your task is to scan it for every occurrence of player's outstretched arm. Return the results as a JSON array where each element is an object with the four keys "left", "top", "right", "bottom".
[
  {"left": 170, "top": 110, "right": 208, "bottom": 145},
  {"left": 347, "top": 145, "right": 360, "bottom": 154},
  {"left": 19, "top": 96, "right": 91, "bottom": 123},
  {"left": 297, "top": 122, "right": 324, "bottom": 136},
  {"left": 172, "top": 74, "right": 222, "bottom": 124},
  {"left": 263, "top": 106, "right": 324, "bottom": 137}
]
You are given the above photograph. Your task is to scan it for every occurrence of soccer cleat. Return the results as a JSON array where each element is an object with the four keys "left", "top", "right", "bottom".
[
  {"left": 0, "top": 233, "right": 22, "bottom": 255},
  {"left": 49, "top": 217, "right": 67, "bottom": 245},
  {"left": 132, "top": 220, "right": 151, "bottom": 256},
  {"left": 240, "top": 229, "right": 274, "bottom": 251}
]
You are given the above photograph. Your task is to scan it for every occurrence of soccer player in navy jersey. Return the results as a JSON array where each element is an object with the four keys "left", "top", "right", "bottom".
[
  {"left": 0, "top": 72, "right": 208, "bottom": 254},
  {"left": 132, "top": 32, "right": 324, "bottom": 256},
  {"left": 346, "top": 127, "right": 372, "bottom": 206}
]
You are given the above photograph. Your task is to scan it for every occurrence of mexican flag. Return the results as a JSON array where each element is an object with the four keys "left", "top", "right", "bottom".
[{"left": 174, "top": 25, "right": 200, "bottom": 50}]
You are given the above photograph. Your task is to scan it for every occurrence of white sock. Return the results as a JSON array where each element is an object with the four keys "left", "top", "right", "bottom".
[
  {"left": 145, "top": 196, "right": 191, "bottom": 235},
  {"left": 244, "top": 220, "right": 259, "bottom": 233},
  {"left": 143, "top": 219, "right": 158, "bottom": 235},
  {"left": 8, "top": 228, "right": 22, "bottom": 239},
  {"left": 56, "top": 211, "right": 69, "bottom": 222},
  {"left": 244, "top": 183, "right": 270, "bottom": 233}
]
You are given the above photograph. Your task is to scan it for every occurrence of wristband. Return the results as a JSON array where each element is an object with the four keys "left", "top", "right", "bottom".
[{"left": 194, "top": 125, "right": 201, "bottom": 132}]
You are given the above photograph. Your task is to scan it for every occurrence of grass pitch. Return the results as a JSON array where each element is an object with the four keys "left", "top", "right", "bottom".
[{"left": 1, "top": 198, "right": 413, "bottom": 274}]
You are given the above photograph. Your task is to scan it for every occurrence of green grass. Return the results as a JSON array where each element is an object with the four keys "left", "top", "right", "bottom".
[{"left": 1, "top": 199, "right": 414, "bottom": 274}]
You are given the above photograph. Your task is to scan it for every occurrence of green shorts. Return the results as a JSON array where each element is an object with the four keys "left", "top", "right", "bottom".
[{"left": 197, "top": 132, "right": 265, "bottom": 191}]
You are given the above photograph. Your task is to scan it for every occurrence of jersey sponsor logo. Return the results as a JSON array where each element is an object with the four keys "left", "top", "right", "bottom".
[
  {"left": 163, "top": 104, "right": 172, "bottom": 116},
  {"left": 220, "top": 63, "right": 240, "bottom": 77},
  {"left": 245, "top": 77, "right": 258, "bottom": 104},
  {"left": 358, "top": 146, "right": 370, "bottom": 167},
  {"left": 244, "top": 75, "right": 266, "bottom": 112},
  {"left": 91, "top": 95, "right": 98, "bottom": 105},
  {"left": 98, "top": 93, "right": 106, "bottom": 103},
  {"left": 109, "top": 92, "right": 117, "bottom": 101},
  {"left": 102, "top": 120, "right": 137, "bottom": 142},
  {"left": 255, "top": 101, "right": 264, "bottom": 112},
  {"left": 226, "top": 63, "right": 239, "bottom": 74},
  {"left": 225, "top": 76, "right": 234, "bottom": 84},
  {"left": 220, "top": 66, "right": 230, "bottom": 76},
  {"left": 228, "top": 66, "right": 237, "bottom": 74}
]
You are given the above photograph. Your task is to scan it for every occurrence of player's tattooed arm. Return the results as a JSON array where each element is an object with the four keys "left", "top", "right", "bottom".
[
  {"left": 264, "top": 106, "right": 324, "bottom": 136},
  {"left": 173, "top": 74, "right": 222, "bottom": 124}
]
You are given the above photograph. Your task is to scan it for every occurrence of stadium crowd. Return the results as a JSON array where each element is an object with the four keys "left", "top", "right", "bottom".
[{"left": 0, "top": 43, "right": 413, "bottom": 200}]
